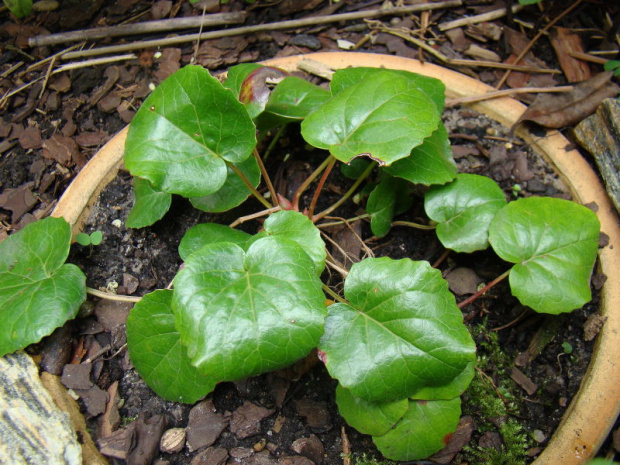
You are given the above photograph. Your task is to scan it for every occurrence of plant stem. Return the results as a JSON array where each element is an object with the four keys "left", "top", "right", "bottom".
[
  {"left": 308, "top": 156, "right": 336, "bottom": 219},
  {"left": 263, "top": 125, "right": 286, "bottom": 162},
  {"left": 229, "top": 205, "right": 281, "bottom": 228},
  {"left": 316, "top": 213, "right": 371, "bottom": 228},
  {"left": 325, "top": 258, "right": 349, "bottom": 278},
  {"left": 458, "top": 269, "right": 510, "bottom": 309},
  {"left": 322, "top": 284, "right": 348, "bottom": 305},
  {"left": 292, "top": 155, "right": 334, "bottom": 210},
  {"left": 227, "top": 161, "right": 273, "bottom": 209},
  {"left": 392, "top": 220, "right": 436, "bottom": 230},
  {"left": 432, "top": 249, "right": 451, "bottom": 268},
  {"left": 253, "top": 148, "right": 278, "bottom": 206},
  {"left": 313, "top": 162, "right": 374, "bottom": 222},
  {"left": 87, "top": 287, "right": 142, "bottom": 303}
]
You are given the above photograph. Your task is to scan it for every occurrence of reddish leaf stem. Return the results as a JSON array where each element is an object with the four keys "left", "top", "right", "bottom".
[
  {"left": 253, "top": 148, "right": 278, "bottom": 206},
  {"left": 307, "top": 156, "right": 336, "bottom": 219},
  {"left": 292, "top": 155, "right": 334, "bottom": 211},
  {"left": 458, "top": 269, "right": 510, "bottom": 309}
]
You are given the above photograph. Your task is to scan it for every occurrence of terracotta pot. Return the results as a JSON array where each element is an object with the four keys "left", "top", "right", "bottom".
[{"left": 52, "top": 52, "right": 620, "bottom": 464}]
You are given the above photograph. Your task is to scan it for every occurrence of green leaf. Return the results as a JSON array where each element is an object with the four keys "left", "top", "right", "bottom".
[
  {"left": 336, "top": 384, "right": 408, "bottom": 436},
  {"left": 518, "top": 0, "right": 542, "bottom": 4},
  {"left": 89, "top": 230, "right": 103, "bottom": 246},
  {"left": 255, "top": 76, "right": 331, "bottom": 130},
  {"left": 126, "top": 177, "right": 172, "bottom": 228},
  {"left": 488, "top": 197, "right": 600, "bottom": 314},
  {"left": 259, "top": 210, "right": 326, "bottom": 275},
  {"left": 366, "top": 175, "right": 412, "bottom": 237},
  {"left": 319, "top": 258, "right": 476, "bottom": 402},
  {"left": 124, "top": 65, "right": 257, "bottom": 198},
  {"left": 75, "top": 232, "right": 91, "bottom": 246},
  {"left": 0, "top": 217, "right": 86, "bottom": 356},
  {"left": 301, "top": 70, "right": 441, "bottom": 166},
  {"left": 409, "top": 361, "right": 475, "bottom": 400},
  {"left": 173, "top": 236, "right": 327, "bottom": 381},
  {"left": 178, "top": 223, "right": 252, "bottom": 261},
  {"left": 341, "top": 158, "right": 371, "bottom": 180},
  {"left": 191, "top": 155, "right": 261, "bottom": 213},
  {"left": 330, "top": 67, "right": 446, "bottom": 111},
  {"left": 126, "top": 290, "right": 216, "bottom": 403},
  {"left": 3, "top": 0, "right": 32, "bottom": 17},
  {"left": 425, "top": 173, "right": 507, "bottom": 253},
  {"left": 373, "top": 398, "right": 462, "bottom": 461},
  {"left": 384, "top": 124, "right": 457, "bottom": 186}
]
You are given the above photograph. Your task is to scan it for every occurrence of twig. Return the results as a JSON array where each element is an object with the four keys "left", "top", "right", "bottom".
[
  {"left": 341, "top": 426, "right": 352, "bottom": 465},
  {"left": 495, "top": 0, "right": 585, "bottom": 89},
  {"left": 376, "top": 27, "right": 560, "bottom": 74},
  {"left": 325, "top": 257, "right": 350, "bottom": 278},
  {"left": 445, "top": 85, "right": 573, "bottom": 107},
  {"left": 86, "top": 287, "right": 142, "bottom": 303},
  {"left": 59, "top": 1, "right": 463, "bottom": 60},
  {"left": 29, "top": 11, "right": 247, "bottom": 47},
  {"left": 229, "top": 206, "right": 281, "bottom": 228},
  {"left": 52, "top": 54, "right": 138, "bottom": 74},
  {"left": 458, "top": 270, "right": 510, "bottom": 309},
  {"left": 18, "top": 43, "right": 83, "bottom": 78},
  {"left": 566, "top": 50, "right": 609, "bottom": 65},
  {"left": 439, "top": 4, "right": 525, "bottom": 31}
]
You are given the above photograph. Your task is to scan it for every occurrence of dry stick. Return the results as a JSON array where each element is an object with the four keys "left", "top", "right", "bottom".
[
  {"left": 87, "top": 287, "right": 142, "bottom": 303},
  {"left": 29, "top": 11, "right": 248, "bottom": 47},
  {"left": 438, "top": 4, "right": 525, "bottom": 31},
  {"left": 378, "top": 27, "right": 560, "bottom": 74},
  {"left": 59, "top": 1, "right": 463, "bottom": 60},
  {"left": 495, "top": 0, "right": 585, "bottom": 89},
  {"left": 52, "top": 54, "right": 138, "bottom": 73},
  {"left": 229, "top": 206, "right": 281, "bottom": 228},
  {"left": 445, "top": 85, "right": 573, "bottom": 107},
  {"left": 567, "top": 50, "right": 609, "bottom": 65}
]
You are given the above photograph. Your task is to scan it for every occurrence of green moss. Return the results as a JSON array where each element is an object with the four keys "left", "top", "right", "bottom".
[
  {"left": 463, "top": 418, "right": 531, "bottom": 465},
  {"left": 352, "top": 453, "right": 396, "bottom": 465}
]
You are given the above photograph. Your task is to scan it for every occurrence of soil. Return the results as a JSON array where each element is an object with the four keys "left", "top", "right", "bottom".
[{"left": 1, "top": 0, "right": 619, "bottom": 464}]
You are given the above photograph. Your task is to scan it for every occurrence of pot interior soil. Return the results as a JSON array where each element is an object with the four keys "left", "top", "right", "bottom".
[{"left": 55, "top": 106, "right": 602, "bottom": 465}]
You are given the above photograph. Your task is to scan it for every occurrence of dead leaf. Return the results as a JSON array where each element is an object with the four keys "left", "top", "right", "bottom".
[
  {"left": 429, "top": 416, "right": 476, "bottom": 464},
  {"left": 514, "top": 72, "right": 620, "bottom": 130},
  {"left": 42, "top": 134, "right": 79, "bottom": 166},
  {"left": 550, "top": 27, "right": 591, "bottom": 83},
  {"left": 0, "top": 183, "right": 38, "bottom": 223},
  {"left": 18, "top": 126, "right": 42, "bottom": 150},
  {"left": 152, "top": 48, "right": 182, "bottom": 83}
]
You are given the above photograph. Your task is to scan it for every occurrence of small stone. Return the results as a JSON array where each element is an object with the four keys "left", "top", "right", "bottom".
[
  {"left": 445, "top": 267, "right": 481, "bottom": 296},
  {"left": 32, "top": 0, "right": 59, "bottom": 11},
  {"left": 61, "top": 362, "right": 93, "bottom": 390},
  {"left": 190, "top": 447, "right": 228, "bottom": 465},
  {"left": 289, "top": 34, "right": 322, "bottom": 51},
  {"left": 230, "top": 447, "right": 253, "bottom": 459},
  {"left": 160, "top": 428, "right": 186, "bottom": 453},
  {"left": 98, "top": 92, "right": 122, "bottom": 113},
  {"left": 230, "top": 401, "right": 275, "bottom": 439},
  {"left": 291, "top": 435, "right": 324, "bottom": 464},
  {"left": 532, "top": 429, "right": 546, "bottom": 443},
  {"left": 186, "top": 400, "right": 228, "bottom": 452},
  {"left": 294, "top": 400, "right": 332, "bottom": 433}
]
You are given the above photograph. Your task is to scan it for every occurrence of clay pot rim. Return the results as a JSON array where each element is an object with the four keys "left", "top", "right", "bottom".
[{"left": 52, "top": 52, "right": 620, "bottom": 465}]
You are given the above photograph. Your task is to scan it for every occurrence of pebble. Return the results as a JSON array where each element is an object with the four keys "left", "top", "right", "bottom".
[{"left": 289, "top": 34, "right": 322, "bottom": 51}]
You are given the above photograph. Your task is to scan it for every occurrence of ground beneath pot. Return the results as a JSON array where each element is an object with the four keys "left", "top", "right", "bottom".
[{"left": 1, "top": 1, "right": 619, "bottom": 464}]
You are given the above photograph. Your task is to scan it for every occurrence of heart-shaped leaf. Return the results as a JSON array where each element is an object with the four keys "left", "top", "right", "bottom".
[
  {"left": 126, "top": 290, "right": 216, "bottom": 403},
  {"left": 489, "top": 197, "right": 600, "bottom": 314},
  {"left": 173, "top": 236, "right": 327, "bottom": 381},
  {"left": 301, "top": 70, "right": 441, "bottom": 166},
  {"left": 190, "top": 155, "right": 261, "bottom": 213},
  {"left": 366, "top": 174, "right": 412, "bottom": 237},
  {"left": 124, "top": 65, "right": 256, "bottom": 198},
  {"left": 253, "top": 210, "right": 326, "bottom": 274},
  {"left": 178, "top": 223, "right": 252, "bottom": 261},
  {"left": 255, "top": 76, "right": 331, "bottom": 130},
  {"left": 425, "top": 174, "right": 507, "bottom": 253},
  {"left": 336, "top": 384, "right": 408, "bottom": 437},
  {"left": 384, "top": 124, "right": 457, "bottom": 186},
  {"left": 373, "top": 398, "right": 462, "bottom": 461},
  {"left": 126, "top": 177, "right": 172, "bottom": 228},
  {"left": 0, "top": 217, "right": 86, "bottom": 356},
  {"left": 319, "top": 258, "right": 476, "bottom": 402}
]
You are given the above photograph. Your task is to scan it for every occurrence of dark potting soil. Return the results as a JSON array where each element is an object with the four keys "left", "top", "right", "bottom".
[{"left": 61, "top": 108, "right": 602, "bottom": 465}]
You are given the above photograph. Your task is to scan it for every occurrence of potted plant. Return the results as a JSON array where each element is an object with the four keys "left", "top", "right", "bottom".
[{"left": 2, "top": 52, "right": 619, "bottom": 464}]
